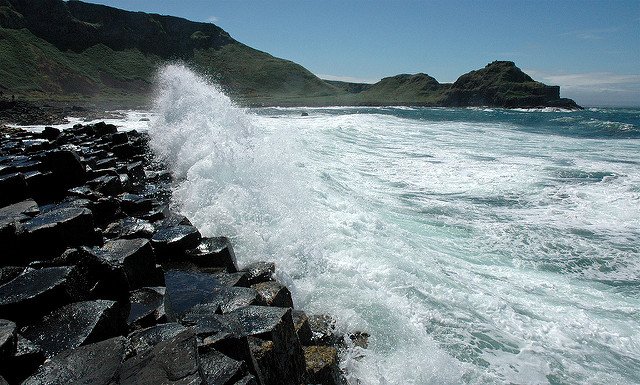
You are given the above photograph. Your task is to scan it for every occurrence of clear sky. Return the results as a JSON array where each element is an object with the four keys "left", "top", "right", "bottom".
[{"left": 86, "top": 0, "right": 639, "bottom": 106}]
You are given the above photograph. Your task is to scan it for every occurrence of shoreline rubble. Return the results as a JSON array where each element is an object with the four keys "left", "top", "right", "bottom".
[{"left": 0, "top": 122, "right": 363, "bottom": 384}]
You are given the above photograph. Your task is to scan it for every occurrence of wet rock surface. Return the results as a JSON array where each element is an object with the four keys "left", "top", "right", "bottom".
[{"left": 0, "top": 123, "right": 355, "bottom": 385}]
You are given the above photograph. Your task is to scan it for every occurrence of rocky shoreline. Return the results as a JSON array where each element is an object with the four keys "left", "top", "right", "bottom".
[{"left": 0, "top": 122, "right": 362, "bottom": 384}]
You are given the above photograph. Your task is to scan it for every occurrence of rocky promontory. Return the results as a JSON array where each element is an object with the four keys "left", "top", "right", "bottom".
[{"left": 0, "top": 122, "right": 361, "bottom": 384}]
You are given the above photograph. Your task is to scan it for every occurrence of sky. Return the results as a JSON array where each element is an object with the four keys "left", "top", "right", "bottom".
[{"left": 87, "top": 0, "right": 639, "bottom": 106}]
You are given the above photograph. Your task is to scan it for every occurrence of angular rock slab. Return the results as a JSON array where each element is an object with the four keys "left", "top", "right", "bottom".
[
  {"left": 251, "top": 281, "right": 293, "bottom": 308},
  {"left": 164, "top": 270, "right": 220, "bottom": 319},
  {"left": 185, "top": 237, "right": 238, "bottom": 272},
  {"left": 243, "top": 262, "right": 275, "bottom": 286},
  {"left": 104, "top": 217, "right": 155, "bottom": 240},
  {"left": 151, "top": 225, "right": 201, "bottom": 258},
  {"left": 0, "top": 266, "right": 88, "bottom": 323},
  {"left": 226, "top": 306, "right": 305, "bottom": 385},
  {"left": 127, "top": 286, "right": 167, "bottom": 330},
  {"left": 0, "top": 319, "right": 16, "bottom": 358},
  {"left": 0, "top": 334, "right": 44, "bottom": 384},
  {"left": 44, "top": 149, "right": 86, "bottom": 190},
  {"left": 20, "top": 207, "right": 97, "bottom": 257},
  {"left": 22, "top": 300, "right": 126, "bottom": 358},
  {"left": 304, "top": 345, "right": 338, "bottom": 385},
  {"left": 0, "top": 173, "right": 27, "bottom": 207},
  {"left": 119, "top": 329, "right": 201, "bottom": 385},
  {"left": 125, "top": 323, "right": 188, "bottom": 358},
  {"left": 292, "top": 310, "right": 313, "bottom": 346},
  {"left": 95, "top": 238, "right": 157, "bottom": 290},
  {"left": 199, "top": 349, "right": 247, "bottom": 385},
  {"left": 22, "top": 336, "right": 125, "bottom": 385}
]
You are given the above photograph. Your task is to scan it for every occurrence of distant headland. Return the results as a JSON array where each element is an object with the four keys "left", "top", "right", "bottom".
[{"left": 0, "top": 0, "right": 581, "bottom": 109}]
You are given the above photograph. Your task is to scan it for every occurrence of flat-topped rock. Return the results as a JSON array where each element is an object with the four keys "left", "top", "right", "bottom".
[
  {"left": 20, "top": 207, "right": 97, "bottom": 257},
  {"left": 22, "top": 300, "right": 126, "bottom": 358},
  {"left": 0, "top": 198, "right": 39, "bottom": 219},
  {"left": 151, "top": 225, "right": 201, "bottom": 257},
  {"left": 185, "top": 237, "right": 238, "bottom": 272},
  {"left": 252, "top": 281, "right": 293, "bottom": 308},
  {"left": 125, "top": 323, "right": 188, "bottom": 358},
  {"left": 0, "top": 173, "right": 27, "bottom": 206},
  {"left": 0, "top": 266, "right": 88, "bottom": 323},
  {"left": 164, "top": 269, "right": 222, "bottom": 319},
  {"left": 88, "top": 174, "right": 124, "bottom": 196},
  {"left": 119, "top": 329, "right": 200, "bottom": 385},
  {"left": 104, "top": 217, "right": 155, "bottom": 240},
  {"left": 199, "top": 349, "right": 247, "bottom": 385},
  {"left": 95, "top": 238, "right": 157, "bottom": 290},
  {"left": 44, "top": 149, "right": 86, "bottom": 190},
  {"left": 127, "top": 287, "right": 166, "bottom": 330},
  {"left": 22, "top": 336, "right": 125, "bottom": 385}
]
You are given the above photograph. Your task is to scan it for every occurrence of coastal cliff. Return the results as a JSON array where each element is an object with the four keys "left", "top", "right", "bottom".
[{"left": 0, "top": 0, "right": 580, "bottom": 109}]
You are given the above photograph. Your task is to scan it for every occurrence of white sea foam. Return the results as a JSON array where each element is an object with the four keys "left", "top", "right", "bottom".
[{"left": 148, "top": 65, "right": 640, "bottom": 384}]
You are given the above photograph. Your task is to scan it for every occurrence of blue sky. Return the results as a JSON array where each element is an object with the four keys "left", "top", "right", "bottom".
[{"left": 88, "top": 0, "right": 639, "bottom": 106}]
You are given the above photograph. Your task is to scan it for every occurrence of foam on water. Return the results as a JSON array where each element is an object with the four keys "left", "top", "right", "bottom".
[{"left": 148, "top": 65, "right": 640, "bottom": 384}]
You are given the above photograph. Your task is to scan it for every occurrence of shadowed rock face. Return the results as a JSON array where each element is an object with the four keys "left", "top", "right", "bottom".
[
  {"left": 22, "top": 300, "right": 126, "bottom": 358},
  {"left": 22, "top": 336, "right": 126, "bottom": 385}
]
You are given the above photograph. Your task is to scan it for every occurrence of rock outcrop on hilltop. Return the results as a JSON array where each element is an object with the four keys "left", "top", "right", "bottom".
[{"left": 0, "top": 0, "right": 581, "bottom": 108}]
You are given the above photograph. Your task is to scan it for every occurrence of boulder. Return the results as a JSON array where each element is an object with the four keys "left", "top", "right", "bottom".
[
  {"left": 125, "top": 323, "right": 188, "bottom": 358},
  {"left": 126, "top": 161, "right": 146, "bottom": 183},
  {"left": 92, "top": 122, "right": 118, "bottom": 136},
  {"left": 95, "top": 238, "right": 158, "bottom": 290},
  {"left": 226, "top": 306, "right": 305, "bottom": 385},
  {"left": 243, "top": 262, "right": 275, "bottom": 285},
  {"left": 20, "top": 207, "right": 97, "bottom": 257},
  {"left": 88, "top": 174, "right": 124, "bottom": 196},
  {"left": 0, "top": 173, "right": 27, "bottom": 207},
  {"left": 44, "top": 149, "right": 86, "bottom": 190},
  {"left": 292, "top": 310, "right": 313, "bottom": 346},
  {"left": 127, "top": 287, "right": 167, "bottom": 330},
  {"left": 251, "top": 281, "right": 293, "bottom": 308},
  {"left": 24, "top": 171, "right": 54, "bottom": 202},
  {"left": 185, "top": 237, "right": 238, "bottom": 272},
  {"left": 22, "top": 300, "right": 126, "bottom": 358},
  {"left": 22, "top": 336, "right": 125, "bottom": 385},
  {"left": 0, "top": 266, "right": 88, "bottom": 323},
  {"left": 120, "top": 193, "right": 154, "bottom": 214},
  {"left": 304, "top": 345, "right": 338, "bottom": 385},
  {"left": 104, "top": 217, "right": 155, "bottom": 240},
  {"left": 151, "top": 225, "right": 201, "bottom": 258},
  {"left": 199, "top": 349, "right": 247, "bottom": 385},
  {"left": 164, "top": 270, "right": 221, "bottom": 319},
  {"left": 111, "top": 131, "right": 129, "bottom": 145},
  {"left": 0, "top": 334, "right": 44, "bottom": 384},
  {"left": 41, "top": 126, "right": 61, "bottom": 140},
  {"left": 89, "top": 196, "right": 122, "bottom": 225},
  {"left": 119, "top": 329, "right": 201, "bottom": 385},
  {"left": 0, "top": 319, "right": 16, "bottom": 358},
  {"left": 308, "top": 314, "right": 338, "bottom": 346}
]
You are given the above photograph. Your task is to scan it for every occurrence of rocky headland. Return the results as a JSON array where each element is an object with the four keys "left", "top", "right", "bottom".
[{"left": 0, "top": 122, "right": 361, "bottom": 384}]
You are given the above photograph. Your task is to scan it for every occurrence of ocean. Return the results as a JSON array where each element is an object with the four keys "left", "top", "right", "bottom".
[{"left": 21, "top": 65, "right": 640, "bottom": 384}]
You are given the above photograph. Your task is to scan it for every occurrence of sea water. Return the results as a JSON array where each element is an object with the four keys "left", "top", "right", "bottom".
[{"left": 75, "top": 65, "right": 640, "bottom": 384}]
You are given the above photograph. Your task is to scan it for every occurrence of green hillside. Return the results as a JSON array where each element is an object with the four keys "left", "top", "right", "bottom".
[{"left": 0, "top": 0, "right": 580, "bottom": 109}]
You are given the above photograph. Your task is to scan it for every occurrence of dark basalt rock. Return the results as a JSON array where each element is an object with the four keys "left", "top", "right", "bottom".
[
  {"left": 210, "top": 272, "right": 250, "bottom": 288},
  {"left": 126, "top": 161, "right": 145, "bottom": 183},
  {"left": 151, "top": 225, "right": 201, "bottom": 257},
  {"left": 185, "top": 237, "right": 238, "bottom": 272},
  {"left": 0, "top": 266, "right": 88, "bottom": 323},
  {"left": 292, "top": 310, "right": 313, "bottom": 346},
  {"left": 92, "top": 121, "right": 118, "bottom": 136},
  {"left": 159, "top": 212, "right": 193, "bottom": 228},
  {"left": 125, "top": 322, "right": 188, "bottom": 358},
  {"left": 88, "top": 174, "right": 124, "bottom": 196},
  {"left": 0, "top": 198, "right": 39, "bottom": 219},
  {"left": 24, "top": 171, "right": 54, "bottom": 202},
  {"left": 243, "top": 261, "right": 275, "bottom": 285},
  {"left": 20, "top": 206, "right": 97, "bottom": 257},
  {"left": 95, "top": 238, "right": 158, "bottom": 290},
  {"left": 199, "top": 349, "right": 247, "bottom": 385},
  {"left": 119, "top": 329, "right": 201, "bottom": 385},
  {"left": 234, "top": 375, "right": 258, "bottom": 385},
  {"left": 0, "top": 319, "right": 17, "bottom": 358},
  {"left": 308, "top": 314, "right": 338, "bottom": 346},
  {"left": 22, "top": 300, "right": 126, "bottom": 358},
  {"left": 225, "top": 306, "right": 305, "bottom": 385},
  {"left": 0, "top": 267, "right": 23, "bottom": 285},
  {"left": 111, "top": 131, "right": 129, "bottom": 145},
  {"left": 252, "top": 281, "right": 293, "bottom": 308},
  {"left": 120, "top": 193, "right": 154, "bottom": 214},
  {"left": 104, "top": 217, "right": 155, "bottom": 240},
  {"left": 41, "top": 126, "right": 61, "bottom": 140},
  {"left": 304, "top": 345, "right": 338, "bottom": 385},
  {"left": 127, "top": 286, "right": 167, "bottom": 330},
  {"left": 22, "top": 336, "right": 125, "bottom": 385},
  {"left": 89, "top": 196, "right": 122, "bottom": 225},
  {"left": 0, "top": 334, "right": 45, "bottom": 384},
  {"left": 0, "top": 172, "right": 27, "bottom": 207},
  {"left": 164, "top": 269, "right": 222, "bottom": 319},
  {"left": 44, "top": 149, "right": 86, "bottom": 190}
]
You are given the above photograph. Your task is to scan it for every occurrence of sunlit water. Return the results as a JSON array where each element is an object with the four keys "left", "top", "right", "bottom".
[{"left": 28, "top": 64, "right": 640, "bottom": 384}]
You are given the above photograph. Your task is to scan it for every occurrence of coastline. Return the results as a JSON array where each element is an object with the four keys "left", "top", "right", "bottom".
[{"left": 0, "top": 121, "right": 355, "bottom": 384}]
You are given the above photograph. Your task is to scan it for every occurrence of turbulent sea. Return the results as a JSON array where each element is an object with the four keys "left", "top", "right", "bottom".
[{"left": 29, "top": 65, "right": 640, "bottom": 384}]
